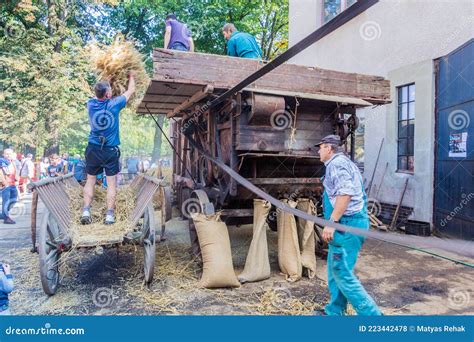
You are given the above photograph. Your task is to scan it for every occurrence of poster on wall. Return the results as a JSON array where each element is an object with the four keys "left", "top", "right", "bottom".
[{"left": 448, "top": 132, "right": 468, "bottom": 158}]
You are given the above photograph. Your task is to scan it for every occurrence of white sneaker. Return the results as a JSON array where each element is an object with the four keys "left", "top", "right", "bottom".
[
  {"left": 81, "top": 210, "right": 92, "bottom": 225},
  {"left": 105, "top": 213, "right": 115, "bottom": 225}
]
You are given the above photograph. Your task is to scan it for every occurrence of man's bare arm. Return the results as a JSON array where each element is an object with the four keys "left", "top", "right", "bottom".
[
  {"left": 330, "top": 195, "right": 351, "bottom": 222},
  {"left": 122, "top": 73, "right": 136, "bottom": 102},
  {"left": 189, "top": 37, "right": 195, "bottom": 52},
  {"left": 164, "top": 26, "right": 171, "bottom": 49},
  {"left": 322, "top": 195, "right": 351, "bottom": 242}
]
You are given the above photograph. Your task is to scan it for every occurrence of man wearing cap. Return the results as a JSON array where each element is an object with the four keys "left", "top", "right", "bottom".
[
  {"left": 81, "top": 73, "right": 135, "bottom": 225},
  {"left": 316, "top": 134, "right": 381, "bottom": 316}
]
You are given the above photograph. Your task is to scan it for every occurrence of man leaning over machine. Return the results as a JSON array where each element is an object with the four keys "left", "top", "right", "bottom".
[{"left": 316, "top": 134, "right": 382, "bottom": 316}]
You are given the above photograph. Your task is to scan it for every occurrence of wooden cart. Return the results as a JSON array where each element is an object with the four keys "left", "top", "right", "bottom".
[{"left": 29, "top": 173, "right": 163, "bottom": 295}]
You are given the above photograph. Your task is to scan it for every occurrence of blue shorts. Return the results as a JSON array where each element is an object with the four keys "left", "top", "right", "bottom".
[{"left": 85, "top": 144, "right": 120, "bottom": 176}]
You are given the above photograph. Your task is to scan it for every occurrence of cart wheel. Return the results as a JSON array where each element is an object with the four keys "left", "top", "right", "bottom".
[
  {"left": 142, "top": 203, "right": 156, "bottom": 284},
  {"left": 39, "top": 209, "right": 61, "bottom": 295}
]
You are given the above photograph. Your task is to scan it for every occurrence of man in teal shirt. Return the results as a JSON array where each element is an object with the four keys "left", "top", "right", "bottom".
[{"left": 222, "top": 23, "right": 262, "bottom": 59}]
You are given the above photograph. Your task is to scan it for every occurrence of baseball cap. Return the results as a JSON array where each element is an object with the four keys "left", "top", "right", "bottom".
[{"left": 314, "top": 134, "right": 342, "bottom": 147}]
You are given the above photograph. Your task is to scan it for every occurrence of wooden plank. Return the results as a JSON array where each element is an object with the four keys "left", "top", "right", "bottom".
[
  {"left": 151, "top": 49, "right": 390, "bottom": 104},
  {"left": 389, "top": 179, "right": 409, "bottom": 230},
  {"left": 167, "top": 85, "right": 214, "bottom": 118},
  {"left": 248, "top": 177, "right": 322, "bottom": 185}
]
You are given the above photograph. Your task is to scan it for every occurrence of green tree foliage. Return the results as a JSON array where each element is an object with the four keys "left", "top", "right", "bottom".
[{"left": 1, "top": 0, "right": 288, "bottom": 159}]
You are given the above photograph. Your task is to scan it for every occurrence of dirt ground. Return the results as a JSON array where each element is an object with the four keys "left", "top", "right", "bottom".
[{"left": 1, "top": 201, "right": 473, "bottom": 316}]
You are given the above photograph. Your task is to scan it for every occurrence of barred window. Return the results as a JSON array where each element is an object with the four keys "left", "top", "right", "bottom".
[{"left": 397, "top": 83, "right": 415, "bottom": 172}]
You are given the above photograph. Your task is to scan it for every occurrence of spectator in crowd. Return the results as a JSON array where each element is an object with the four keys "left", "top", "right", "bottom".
[
  {"left": 72, "top": 154, "right": 86, "bottom": 183},
  {"left": 142, "top": 158, "right": 150, "bottom": 172},
  {"left": 126, "top": 156, "right": 139, "bottom": 180},
  {"left": 61, "top": 152, "right": 71, "bottom": 173},
  {"left": 0, "top": 263, "right": 13, "bottom": 315},
  {"left": 39, "top": 157, "right": 49, "bottom": 179},
  {"left": 19, "top": 153, "right": 35, "bottom": 196},
  {"left": 0, "top": 149, "right": 18, "bottom": 224},
  {"left": 47, "top": 154, "right": 64, "bottom": 178}
]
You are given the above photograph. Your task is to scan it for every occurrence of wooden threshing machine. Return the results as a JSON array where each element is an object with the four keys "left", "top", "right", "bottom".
[{"left": 138, "top": 49, "right": 390, "bottom": 253}]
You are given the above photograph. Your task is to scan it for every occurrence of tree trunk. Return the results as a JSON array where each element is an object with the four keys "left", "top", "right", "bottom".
[
  {"left": 44, "top": 113, "right": 60, "bottom": 157},
  {"left": 151, "top": 115, "right": 165, "bottom": 163}
]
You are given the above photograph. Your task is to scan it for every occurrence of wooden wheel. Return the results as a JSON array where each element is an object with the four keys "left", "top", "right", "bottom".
[
  {"left": 142, "top": 203, "right": 156, "bottom": 284},
  {"left": 159, "top": 186, "right": 173, "bottom": 241},
  {"left": 39, "top": 209, "right": 61, "bottom": 295}
]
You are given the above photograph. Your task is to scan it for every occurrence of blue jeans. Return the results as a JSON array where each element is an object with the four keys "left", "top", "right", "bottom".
[
  {"left": 1, "top": 186, "right": 18, "bottom": 220},
  {"left": 170, "top": 42, "right": 189, "bottom": 51}
]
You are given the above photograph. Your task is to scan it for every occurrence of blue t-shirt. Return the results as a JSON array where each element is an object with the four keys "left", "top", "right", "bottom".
[{"left": 87, "top": 96, "right": 126, "bottom": 147}]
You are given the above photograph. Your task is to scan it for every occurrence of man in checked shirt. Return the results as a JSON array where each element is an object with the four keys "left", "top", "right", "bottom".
[{"left": 316, "top": 135, "right": 381, "bottom": 316}]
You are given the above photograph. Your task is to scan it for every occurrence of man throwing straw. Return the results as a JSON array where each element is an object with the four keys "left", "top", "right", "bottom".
[{"left": 81, "top": 73, "right": 135, "bottom": 225}]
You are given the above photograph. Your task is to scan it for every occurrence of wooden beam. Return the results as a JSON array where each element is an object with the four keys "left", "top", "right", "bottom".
[
  {"left": 151, "top": 49, "right": 390, "bottom": 104},
  {"left": 248, "top": 177, "right": 322, "bottom": 185},
  {"left": 166, "top": 85, "right": 214, "bottom": 118}
]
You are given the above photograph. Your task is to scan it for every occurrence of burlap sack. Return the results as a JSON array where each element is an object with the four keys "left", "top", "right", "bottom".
[
  {"left": 191, "top": 212, "right": 240, "bottom": 288},
  {"left": 238, "top": 199, "right": 271, "bottom": 283},
  {"left": 277, "top": 199, "right": 302, "bottom": 282},
  {"left": 296, "top": 198, "right": 317, "bottom": 279}
]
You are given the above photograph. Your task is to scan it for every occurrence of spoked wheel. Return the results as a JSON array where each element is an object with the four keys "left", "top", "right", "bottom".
[
  {"left": 159, "top": 186, "right": 173, "bottom": 241},
  {"left": 39, "top": 209, "right": 61, "bottom": 295},
  {"left": 141, "top": 204, "right": 156, "bottom": 285},
  {"left": 184, "top": 190, "right": 215, "bottom": 259}
]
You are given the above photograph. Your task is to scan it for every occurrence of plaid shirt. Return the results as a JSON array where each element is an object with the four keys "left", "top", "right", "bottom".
[{"left": 323, "top": 153, "right": 365, "bottom": 216}]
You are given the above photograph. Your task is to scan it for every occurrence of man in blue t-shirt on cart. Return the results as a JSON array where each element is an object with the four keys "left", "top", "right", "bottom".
[{"left": 81, "top": 73, "right": 135, "bottom": 225}]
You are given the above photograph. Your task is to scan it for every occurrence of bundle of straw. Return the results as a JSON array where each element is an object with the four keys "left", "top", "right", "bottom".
[{"left": 88, "top": 36, "right": 150, "bottom": 110}]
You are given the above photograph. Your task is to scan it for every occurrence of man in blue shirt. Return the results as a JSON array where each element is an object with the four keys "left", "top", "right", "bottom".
[
  {"left": 316, "top": 134, "right": 381, "bottom": 316},
  {"left": 222, "top": 23, "right": 262, "bottom": 59},
  {"left": 164, "top": 14, "right": 194, "bottom": 52},
  {"left": 81, "top": 73, "right": 135, "bottom": 225}
]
